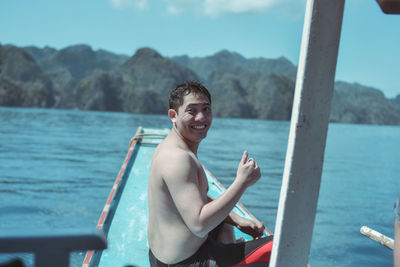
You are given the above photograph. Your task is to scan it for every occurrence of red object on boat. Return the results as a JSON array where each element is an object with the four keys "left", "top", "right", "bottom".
[{"left": 377, "top": 0, "right": 400, "bottom": 14}]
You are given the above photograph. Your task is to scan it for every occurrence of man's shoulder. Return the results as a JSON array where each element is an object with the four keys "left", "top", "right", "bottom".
[
  {"left": 154, "top": 144, "right": 198, "bottom": 180},
  {"left": 156, "top": 144, "right": 195, "bottom": 166}
]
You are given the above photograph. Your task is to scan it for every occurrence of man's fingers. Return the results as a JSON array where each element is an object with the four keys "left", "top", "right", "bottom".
[
  {"left": 248, "top": 158, "right": 259, "bottom": 170},
  {"left": 241, "top": 150, "right": 248, "bottom": 164}
]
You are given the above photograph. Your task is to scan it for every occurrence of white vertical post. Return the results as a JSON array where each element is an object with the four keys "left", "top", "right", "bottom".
[{"left": 270, "top": 0, "right": 345, "bottom": 266}]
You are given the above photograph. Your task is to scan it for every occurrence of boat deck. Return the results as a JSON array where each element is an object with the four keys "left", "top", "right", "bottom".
[{"left": 83, "top": 127, "right": 271, "bottom": 267}]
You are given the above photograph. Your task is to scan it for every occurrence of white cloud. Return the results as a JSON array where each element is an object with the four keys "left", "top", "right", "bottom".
[
  {"left": 110, "top": 0, "right": 303, "bottom": 17},
  {"left": 166, "top": 5, "right": 182, "bottom": 15},
  {"left": 164, "top": 0, "right": 282, "bottom": 17},
  {"left": 109, "top": 0, "right": 148, "bottom": 10},
  {"left": 203, "top": 0, "right": 279, "bottom": 17},
  {"left": 164, "top": 0, "right": 199, "bottom": 15}
]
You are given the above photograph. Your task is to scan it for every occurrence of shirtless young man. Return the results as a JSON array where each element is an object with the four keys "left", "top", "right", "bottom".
[{"left": 147, "top": 81, "right": 273, "bottom": 266}]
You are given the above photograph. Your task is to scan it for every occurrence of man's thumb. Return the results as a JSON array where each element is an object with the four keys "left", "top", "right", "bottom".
[{"left": 241, "top": 150, "right": 248, "bottom": 164}]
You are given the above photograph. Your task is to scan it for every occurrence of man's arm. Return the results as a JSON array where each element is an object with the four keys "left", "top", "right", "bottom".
[
  {"left": 164, "top": 150, "right": 261, "bottom": 238},
  {"left": 207, "top": 196, "right": 264, "bottom": 239},
  {"left": 226, "top": 212, "right": 265, "bottom": 239}
]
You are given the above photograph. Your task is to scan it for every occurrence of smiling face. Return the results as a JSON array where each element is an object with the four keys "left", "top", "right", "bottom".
[{"left": 169, "top": 92, "right": 212, "bottom": 146}]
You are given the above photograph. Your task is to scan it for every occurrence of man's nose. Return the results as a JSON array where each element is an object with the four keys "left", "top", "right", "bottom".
[{"left": 195, "top": 111, "right": 206, "bottom": 121}]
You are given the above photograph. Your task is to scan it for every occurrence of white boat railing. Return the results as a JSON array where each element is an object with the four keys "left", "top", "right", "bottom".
[
  {"left": 270, "top": 0, "right": 345, "bottom": 266},
  {"left": 0, "top": 229, "right": 107, "bottom": 267},
  {"left": 271, "top": 0, "right": 399, "bottom": 266}
]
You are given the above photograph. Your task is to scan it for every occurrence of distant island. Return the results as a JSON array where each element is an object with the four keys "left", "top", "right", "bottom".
[{"left": 1, "top": 43, "right": 400, "bottom": 125}]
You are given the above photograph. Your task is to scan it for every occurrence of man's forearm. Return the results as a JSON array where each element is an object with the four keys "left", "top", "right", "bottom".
[
  {"left": 196, "top": 150, "right": 260, "bottom": 236},
  {"left": 207, "top": 196, "right": 239, "bottom": 226},
  {"left": 198, "top": 179, "right": 246, "bottom": 235}
]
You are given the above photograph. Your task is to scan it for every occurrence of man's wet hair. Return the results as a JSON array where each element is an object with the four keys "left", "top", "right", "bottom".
[{"left": 169, "top": 81, "right": 212, "bottom": 111}]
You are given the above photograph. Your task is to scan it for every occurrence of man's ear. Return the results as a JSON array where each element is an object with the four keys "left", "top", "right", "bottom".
[{"left": 168, "top": 109, "right": 177, "bottom": 123}]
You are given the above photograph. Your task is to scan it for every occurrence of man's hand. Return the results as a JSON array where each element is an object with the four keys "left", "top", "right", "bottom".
[
  {"left": 227, "top": 212, "right": 264, "bottom": 239},
  {"left": 236, "top": 151, "right": 261, "bottom": 187},
  {"left": 236, "top": 216, "right": 265, "bottom": 239}
]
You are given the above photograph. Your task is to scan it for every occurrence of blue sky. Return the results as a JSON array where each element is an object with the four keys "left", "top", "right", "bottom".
[{"left": 1, "top": 0, "right": 399, "bottom": 97}]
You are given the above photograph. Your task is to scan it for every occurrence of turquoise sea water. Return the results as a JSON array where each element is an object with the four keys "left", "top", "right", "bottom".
[{"left": 0, "top": 107, "right": 399, "bottom": 266}]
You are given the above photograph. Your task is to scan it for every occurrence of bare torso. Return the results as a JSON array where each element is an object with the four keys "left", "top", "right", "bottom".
[
  {"left": 147, "top": 91, "right": 263, "bottom": 264},
  {"left": 147, "top": 133, "right": 209, "bottom": 264}
]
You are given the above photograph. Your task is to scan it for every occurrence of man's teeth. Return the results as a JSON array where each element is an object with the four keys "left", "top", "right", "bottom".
[{"left": 192, "top": 125, "right": 206, "bottom": 129}]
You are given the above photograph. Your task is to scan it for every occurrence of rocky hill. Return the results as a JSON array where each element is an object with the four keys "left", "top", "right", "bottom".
[
  {"left": 172, "top": 50, "right": 400, "bottom": 124},
  {"left": 172, "top": 50, "right": 297, "bottom": 81},
  {"left": 0, "top": 45, "right": 54, "bottom": 107},
  {"left": 203, "top": 65, "right": 294, "bottom": 120},
  {"left": 22, "top": 44, "right": 129, "bottom": 108},
  {"left": 391, "top": 95, "right": 400, "bottom": 107},
  {"left": 118, "top": 48, "right": 198, "bottom": 113},
  {"left": 70, "top": 47, "right": 198, "bottom": 113},
  {"left": 1, "top": 43, "right": 400, "bottom": 125},
  {"left": 330, "top": 82, "right": 400, "bottom": 125}
]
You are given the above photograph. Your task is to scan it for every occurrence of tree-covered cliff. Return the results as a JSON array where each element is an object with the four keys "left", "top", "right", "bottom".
[{"left": 1, "top": 43, "right": 399, "bottom": 125}]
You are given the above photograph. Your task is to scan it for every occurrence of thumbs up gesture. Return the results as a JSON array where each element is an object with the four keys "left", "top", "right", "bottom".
[{"left": 236, "top": 151, "right": 261, "bottom": 188}]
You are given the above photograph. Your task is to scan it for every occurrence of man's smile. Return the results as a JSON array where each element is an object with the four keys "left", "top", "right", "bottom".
[{"left": 191, "top": 125, "right": 207, "bottom": 130}]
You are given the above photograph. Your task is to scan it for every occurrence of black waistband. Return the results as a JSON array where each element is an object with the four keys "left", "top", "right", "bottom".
[{"left": 149, "top": 241, "right": 210, "bottom": 267}]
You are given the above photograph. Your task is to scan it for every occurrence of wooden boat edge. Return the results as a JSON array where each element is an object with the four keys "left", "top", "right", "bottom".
[{"left": 82, "top": 126, "right": 143, "bottom": 267}]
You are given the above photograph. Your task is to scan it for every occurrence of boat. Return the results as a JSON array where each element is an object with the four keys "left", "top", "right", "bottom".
[{"left": 82, "top": 126, "right": 273, "bottom": 267}]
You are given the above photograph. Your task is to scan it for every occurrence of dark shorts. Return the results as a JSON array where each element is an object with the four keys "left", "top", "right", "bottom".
[{"left": 149, "top": 235, "right": 273, "bottom": 267}]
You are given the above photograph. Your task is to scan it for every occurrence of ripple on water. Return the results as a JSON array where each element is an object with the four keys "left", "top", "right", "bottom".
[{"left": 0, "top": 108, "right": 399, "bottom": 267}]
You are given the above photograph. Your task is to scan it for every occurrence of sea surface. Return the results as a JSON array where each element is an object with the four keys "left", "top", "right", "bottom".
[{"left": 0, "top": 107, "right": 399, "bottom": 267}]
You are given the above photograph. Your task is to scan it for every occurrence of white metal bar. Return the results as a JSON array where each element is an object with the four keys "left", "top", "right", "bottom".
[
  {"left": 270, "top": 0, "right": 345, "bottom": 266},
  {"left": 360, "top": 226, "right": 394, "bottom": 250},
  {"left": 0, "top": 229, "right": 107, "bottom": 267},
  {"left": 0, "top": 229, "right": 107, "bottom": 252}
]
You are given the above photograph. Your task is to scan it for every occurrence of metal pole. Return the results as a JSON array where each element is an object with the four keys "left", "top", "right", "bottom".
[{"left": 270, "top": 0, "right": 345, "bottom": 266}]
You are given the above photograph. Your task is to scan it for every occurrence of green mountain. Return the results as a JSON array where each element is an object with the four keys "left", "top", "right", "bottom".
[
  {"left": 23, "top": 46, "right": 57, "bottom": 61},
  {"left": 23, "top": 44, "right": 128, "bottom": 108},
  {"left": 0, "top": 45, "right": 54, "bottom": 107},
  {"left": 71, "top": 47, "right": 198, "bottom": 114},
  {"left": 1, "top": 43, "right": 400, "bottom": 126},
  {"left": 205, "top": 65, "right": 294, "bottom": 120},
  {"left": 173, "top": 50, "right": 400, "bottom": 124},
  {"left": 391, "top": 95, "right": 400, "bottom": 107},
  {"left": 74, "top": 70, "right": 123, "bottom": 111},
  {"left": 172, "top": 50, "right": 297, "bottom": 81},
  {"left": 118, "top": 47, "right": 198, "bottom": 113},
  {"left": 331, "top": 81, "right": 400, "bottom": 125}
]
